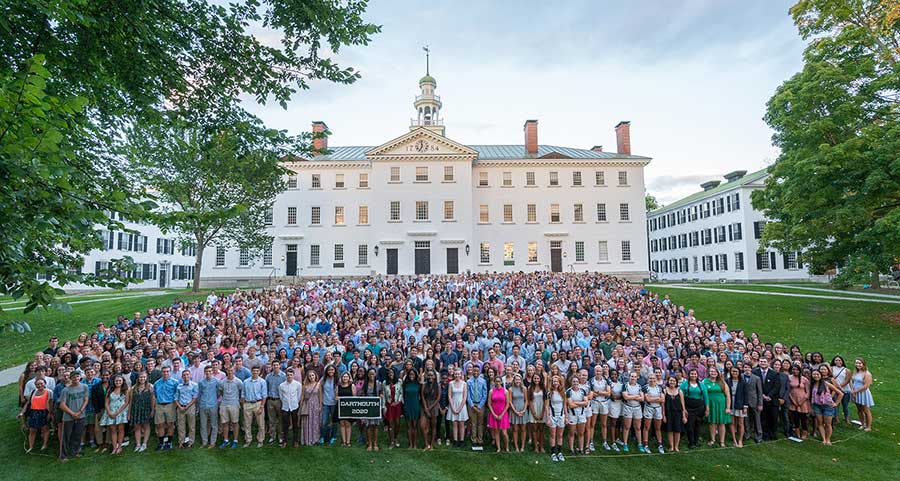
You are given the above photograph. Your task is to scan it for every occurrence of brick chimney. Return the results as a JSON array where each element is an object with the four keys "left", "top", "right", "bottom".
[
  {"left": 524, "top": 119, "right": 538, "bottom": 155},
  {"left": 591, "top": 145, "right": 603, "bottom": 152},
  {"left": 615, "top": 121, "right": 631, "bottom": 155},
  {"left": 311, "top": 121, "right": 328, "bottom": 155}
]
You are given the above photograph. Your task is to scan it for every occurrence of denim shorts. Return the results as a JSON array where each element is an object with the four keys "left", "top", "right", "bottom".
[{"left": 812, "top": 404, "right": 837, "bottom": 417}]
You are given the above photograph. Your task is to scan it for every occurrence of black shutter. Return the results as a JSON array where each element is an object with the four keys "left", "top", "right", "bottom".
[
  {"left": 736, "top": 223, "right": 742, "bottom": 240},
  {"left": 95, "top": 261, "right": 101, "bottom": 275},
  {"left": 783, "top": 253, "right": 789, "bottom": 269},
  {"left": 117, "top": 232, "right": 124, "bottom": 250},
  {"left": 756, "top": 252, "right": 763, "bottom": 269},
  {"left": 753, "top": 221, "right": 761, "bottom": 239},
  {"left": 723, "top": 255, "right": 728, "bottom": 271},
  {"left": 715, "top": 255, "right": 720, "bottom": 270},
  {"left": 770, "top": 252, "right": 777, "bottom": 270},
  {"left": 797, "top": 252, "right": 803, "bottom": 268}
]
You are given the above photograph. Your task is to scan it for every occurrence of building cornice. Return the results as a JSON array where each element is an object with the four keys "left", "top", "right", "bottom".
[{"left": 476, "top": 159, "right": 651, "bottom": 168}]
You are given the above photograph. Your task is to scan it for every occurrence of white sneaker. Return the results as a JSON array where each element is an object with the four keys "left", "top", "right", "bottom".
[
  {"left": 551, "top": 453, "right": 559, "bottom": 462},
  {"left": 558, "top": 453, "right": 566, "bottom": 462},
  {"left": 603, "top": 442, "right": 611, "bottom": 451},
  {"left": 589, "top": 441, "right": 594, "bottom": 451},
  {"left": 134, "top": 444, "right": 141, "bottom": 452},
  {"left": 121, "top": 439, "right": 130, "bottom": 447}
]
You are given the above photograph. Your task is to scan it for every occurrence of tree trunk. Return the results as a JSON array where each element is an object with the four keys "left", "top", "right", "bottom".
[
  {"left": 193, "top": 235, "right": 205, "bottom": 293},
  {"left": 870, "top": 271, "right": 881, "bottom": 289}
]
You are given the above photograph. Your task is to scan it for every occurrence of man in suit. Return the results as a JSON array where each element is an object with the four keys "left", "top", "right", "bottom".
[
  {"left": 742, "top": 363, "right": 764, "bottom": 443},
  {"left": 753, "top": 358, "right": 780, "bottom": 441}
]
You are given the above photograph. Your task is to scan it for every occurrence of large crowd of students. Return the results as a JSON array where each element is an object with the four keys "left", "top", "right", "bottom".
[{"left": 15, "top": 272, "right": 876, "bottom": 462}]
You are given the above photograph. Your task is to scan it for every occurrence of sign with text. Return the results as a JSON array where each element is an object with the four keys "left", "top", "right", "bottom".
[{"left": 337, "top": 396, "right": 383, "bottom": 420}]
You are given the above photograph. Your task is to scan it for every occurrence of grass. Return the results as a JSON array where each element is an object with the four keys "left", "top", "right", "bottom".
[
  {"left": 647, "top": 283, "right": 900, "bottom": 299},
  {"left": 0, "top": 291, "right": 209, "bottom": 370},
  {"left": 1, "top": 286, "right": 899, "bottom": 480}
]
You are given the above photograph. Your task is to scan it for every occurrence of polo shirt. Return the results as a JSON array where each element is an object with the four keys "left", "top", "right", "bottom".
[{"left": 154, "top": 377, "right": 179, "bottom": 404}]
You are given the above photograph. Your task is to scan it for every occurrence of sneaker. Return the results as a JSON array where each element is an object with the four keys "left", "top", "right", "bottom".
[
  {"left": 231, "top": 440, "right": 239, "bottom": 449},
  {"left": 219, "top": 440, "right": 230, "bottom": 449},
  {"left": 134, "top": 444, "right": 141, "bottom": 453},
  {"left": 558, "top": 452, "right": 565, "bottom": 462},
  {"left": 603, "top": 442, "right": 611, "bottom": 451},
  {"left": 330, "top": 438, "right": 336, "bottom": 445},
  {"left": 622, "top": 444, "right": 629, "bottom": 453},
  {"left": 551, "top": 453, "right": 559, "bottom": 462},
  {"left": 612, "top": 443, "right": 621, "bottom": 453},
  {"left": 589, "top": 441, "right": 594, "bottom": 452},
  {"left": 121, "top": 439, "right": 130, "bottom": 447},
  {"left": 615, "top": 438, "right": 624, "bottom": 446},
  {"left": 658, "top": 444, "right": 665, "bottom": 454},
  {"left": 257, "top": 442, "right": 263, "bottom": 448},
  {"left": 319, "top": 437, "right": 324, "bottom": 445}
]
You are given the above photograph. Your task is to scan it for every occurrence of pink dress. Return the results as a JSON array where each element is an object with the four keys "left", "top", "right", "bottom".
[{"left": 487, "top": 387, "right": 510, "bottom": 429}]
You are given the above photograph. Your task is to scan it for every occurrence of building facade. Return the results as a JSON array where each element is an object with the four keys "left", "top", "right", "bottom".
[
  {"left": 200, "top": 72, "right": 652, "bottom": 284},
  {"left": 647, "top": 169, "right": 810, "bottom": 282}
]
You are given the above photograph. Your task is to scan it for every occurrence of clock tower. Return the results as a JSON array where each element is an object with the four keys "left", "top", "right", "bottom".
[{"left": 411, "top": 47, "right": 445, "bottom": 136}]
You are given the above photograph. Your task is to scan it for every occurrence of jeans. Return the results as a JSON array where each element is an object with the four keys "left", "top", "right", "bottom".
[
  {"left": 321, "top": 404, "right": 335, "bottom": 442},
  {"left": 840, "top": 391, "right": 851, "bottom": 419},
  {"left": 62, "top": 418, "right": 85, "bottom": 459}
]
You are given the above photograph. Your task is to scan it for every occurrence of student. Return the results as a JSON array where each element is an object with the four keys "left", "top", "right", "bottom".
[
  {"left": 546, "top": 374, "right": 567, "bottom": 462},
  {"left": 336, "top": 372, "right": 355, "bottom": 446},
  {"left": 621, "top": 370, "right": 645, "bottom": 453},
  {"left": 382, "top": 368, "right": 402, "bottom": 448},
  {"left": 402, "top": 368, "right": 423, "bottom": 449},
  {"left": 196, "top": 366, "right": 220, "bottom": 448},
  {"left": 100, "top": 375, "right": 131, "bottom": 454},
  {"left": 753, "top": 358, "right": 780, "bottom": 441},
  {"left": 18, "top": 378, "right": 51, "bottom": 453},
  {"left": 680, "top": 368, "right": 707, "bottom": 448},
  {"left": 726, "top": 366, "right": 747, "bottom": 447},
  {"left": 703, "top": 364, "right": 731, "bottom": 447},
  {"left": 153, "top": 366, "right": 179, "bottom": 450},
  {"left": 300, "top": 369, "right": 323, "bottom": 446},
  {"left": 421, "top": 369, "right": 440, "bottom": 451},
  {"left": 810, "top": 366, "right": 842, "bottom": 445},
  {"left": 447, "top": 368, "right": 469, "bottom": 448},
  {"left": 849, "top": 357, "right": 874, "bottom": 432},
  {"left": 320, "top": 364, "right": 338, "bottom": 445},
  {"left": 642, "top": 373, "right": 665, "bottom": 453},
  {"left": 526, "top": 373, "right": 546, "bottom": 454},
  {"left": 565, "top": 375, "right": 589, "bottom": 455},
  {"left": 175, "top": 369, "right": 198, "bottom": 448},
  {"left": 508, "top": 373, "right": 528, "bottom": 453},
  {"left": 607, "top": 369, "right": 625, "bottom": 452},
  {"left": 465, "top": 363, "right": 488, "bottom": 451},
  {"left": 264, "top": 360, "right": 286, "bottom": 445},
  {"left": 830, "top": 356, "right": 852, "bottom": 424},
  {"left": 241, "top": 366, "right": 267, "bottom": 447},
  {"left": 662, "top": 375, "right": 687, "bottom": 452},
  {"left": 787, "top": 363, "right": 810, "bottom": 440},
  {"left": 361, "top": 368, "right": 383, "bottom": 451},
  {"left": 217, "top": 366, "right": 243, "bottom": 449},
  {"left": 59, "top": 371, "right": 89, "bottom": 462},
  {"left": 741, "top": 363, "right": 764, "bottom": 444},
  {"left": 587, "top": 365, "right": 611, "bottom": 452},
  {"left": 487, "top": 374, "right": 511, "bottom": 453},
  {"left": 278, "top": 368, "right": 303, "bottom": 448}
]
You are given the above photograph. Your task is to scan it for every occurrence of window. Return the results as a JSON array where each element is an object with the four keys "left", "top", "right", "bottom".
[
  {"left": 575, "top": 241, "right": 585, "bottom": 262},
  {"left": 311, "top": 174, "right": 321, "bottom": 189},
  {"left": 100, "top": 230, "right": 114, "bottom": 250},
  {"left": 618, "top": 171, "right": 628, "bottom": 185},
  {"left": 215, "top": 246, "right": 226, "bottom": 267},
  {"left": 263, "top": 244, "right": 273, "bottom": 266},
  {"left": 753, "top": 221, "right": 767, "bottom": 239},
  {"left": 416, "top": 166, "right": 428, "bottom": 182},
  {"left": 358, "top": 244, "right": 368, "bottom": 266},
  {"left": 238, "top": 248, "right": 250, "bottom": 267},
  {"left": 480, "top": 243, "right": 490, "bottom": 264},
  {"left": 287, "top": 206, "right": 297, "bottom": 225},
  {"left": 526, "top": 171, "right": 536, "bottom": 186},
  {"left": 310, "top": 245, "right": 320, "bottom": 266},
  {"left": 502, "top": 171, "right": 512, "bottom": 187},
  {"left": 415, "top": 201, "right": 429, "bottom": 221},
  {"left": 156, "top": 238, "right": 175, "bottom": 255},
  {"left": 443, "top": 166, "right": 454, "bottom": 182},
  {"left": 333, "top": 244, "right": 344, "bottom": 268},
  {"left": 621, "top": 240, "right": 631, "bottom": 261},
  {"left": 702, "top": 228, "right": 712, "bottom": 245},
  {"left": 503, "top": 242, "right": 514, "bottom": 266},
  {"left": 528, "top": 242, "right": 538, "bottom": 263},
  {"left": 735, "top": 252, "right": 745, "bottom": 271},
  {"left": 390, "top": 201, "right": 401, "bottom": 221},
  {"left": 527, "top": 204, "right": 537, "bottom": 222},
  {"left": 550, "top": 204, "right": 560, "bottom": 223},
  {"left": 757, "top": 251, "right": 771, "bottom": 270},
  {"left": 443, "top": 201, "right": 454, "bottom": 221},
  {"left": 390, "top": 167, "right": 401, "bottom": 182},
  {"left": 619, "top": 203, "right": 630, "bottom": 221},
  {"left": 549, "top": 171, "right": 559, "bottom": 186},
  {"left": 595, "top": 171, "right": 605, "bottom": 186},
  {"left": 693, "top": 256, "right": 699, "bottom": 272},
  {"left": 680, "top": 258, "right": 689, "bottom": 272},
  {"left": 287, "top": 174, "right": 298, "bottom": 189},
  {"left": 715, "top": 225, "right": 726, "bottom": 243},
  {"left": 479, "top": 171, "right": 489, "bottom": 187},
  {"left": 263, "top": 207, "right": 273, "bottom": 226},
  {"left": 335, "top": 173, "right": 345, "bottom": 189},
  {"left": 503, "top": 204, "right": 513, "bottom": 223},
  {"left": 180, "top": 242, "right": 196, "bottom": 257},
  {"left": 572, "top": 171, "right": 582, "bottom": 186},
  {"left": 784, "top": 251, "right": 798, "bottom": 270},
  {"left": 702, "top": 255, "right": 713, "bottom": 271},
  {"left": 479, "top": 204, "right": 489, "bottom": 223},
  {"left": 716, "top": 253, "right": 728, "bottom": 271},
  {"left": 574, "top": 204, "right": 584, "bottom": 222},
  {"left": 728, "top": 222, "right": 742, "bottom": 241},
  {"left": 596, "top": 203, "right": 607, "bottom": 222},
  {"left": 334, "top": 206, "right": 344, "bottom": 225},
  {"left": 358, "top": 173, "right": 369, "bottom": 188},
  {"left": 311, "top": 206, "right": 321, "bottom": 225},
  {"left": 358, "top": 205, "right": 369, "bottom": 225}
]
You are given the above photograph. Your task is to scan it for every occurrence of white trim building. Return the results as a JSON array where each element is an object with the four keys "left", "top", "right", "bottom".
[
  {"left": 199, "top": 72, "right": 653, "bottom": 284},
  {"left": 647, "top": 169, "right": 810, "bottom": 282}
]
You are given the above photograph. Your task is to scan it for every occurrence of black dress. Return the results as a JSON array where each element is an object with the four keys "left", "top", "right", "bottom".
[{"left": 664, "top": 390, "right": 685, "bottom": 433}]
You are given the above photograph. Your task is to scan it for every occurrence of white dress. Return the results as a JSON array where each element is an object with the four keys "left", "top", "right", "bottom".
[{"left": 447, "top": 380, "right": 469, "bottom": 421}]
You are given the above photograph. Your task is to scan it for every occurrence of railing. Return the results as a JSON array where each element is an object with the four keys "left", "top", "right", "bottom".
[
  {"left": 415, "top": 94, "right": 440, "bottom": 102},
  {"left": 410, "top": 118, "right": 444, "bottom": 127}
]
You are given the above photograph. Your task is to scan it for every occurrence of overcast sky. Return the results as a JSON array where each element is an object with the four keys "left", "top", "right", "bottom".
[{"left": 242, "top": 0, "right": 806, "bottom": 205}]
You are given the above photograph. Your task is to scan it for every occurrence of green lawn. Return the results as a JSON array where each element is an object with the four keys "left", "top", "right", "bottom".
[
  {"left": 0, "top": 287, "right": 898, "bottom": 480},
  {"left": 648, "top": 283, "right": 900, "bottom": 299},
  {"left": 0, "top": 291, "right": 209, "bottom": 369}
]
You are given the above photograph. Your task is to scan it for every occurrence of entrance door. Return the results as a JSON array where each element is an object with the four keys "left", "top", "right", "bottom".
[
  {"left": 159, "top": 265, "right": 167, "bottom": 288},
  {"left": 285, "top": 244, "right": 298, "bottom": 276},
  {"left": 550, "top": 248, "right": 563, "bottom": 273},
  {"left": 415, "top": 249, "right": 430, "bottom": 274},
  {"left": 386, "top": 248, "right": 398, "bottom": 275},
  {"left": 446, "top": 248, "right": 459, "bottom": 274}
]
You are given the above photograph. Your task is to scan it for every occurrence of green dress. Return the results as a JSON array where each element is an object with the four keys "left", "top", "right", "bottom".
[
  {"left": 403, "top": 382, "right": 421, "bottom": 420},
  {"left": 703, "top": 378, "right": 732, "bottom": 425}
]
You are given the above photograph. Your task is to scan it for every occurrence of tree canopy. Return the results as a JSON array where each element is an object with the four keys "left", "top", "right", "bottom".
[
  {"left": 751, "top": 0, "right": 900, "bottom": 287},
  {"left": 0, "top": 0, "right": 379, "bottom": 311}
]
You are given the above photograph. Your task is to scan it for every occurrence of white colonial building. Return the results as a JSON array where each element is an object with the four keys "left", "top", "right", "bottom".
[
  {"left": 647, "top": 169, "right": 810, "bottom": 282},
  {"left": 200, "top": 71, "right": 652, "bottom": 284}
]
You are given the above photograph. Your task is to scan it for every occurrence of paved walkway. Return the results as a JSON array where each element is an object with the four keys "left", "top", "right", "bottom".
[
  {"left": 0, "top": 290, "right": 174, "bottom": 311},
  {"left": 652, "top": 284, "right": 900, "bottom": 304},
  {"left": 755, "top": 284, "right": 900, "bottom": 299},
  {"left": 0, "top": 364, "right": 22, "bottom": 387}
]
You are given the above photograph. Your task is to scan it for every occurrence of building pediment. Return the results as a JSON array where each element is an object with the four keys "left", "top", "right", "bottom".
[{"left": 366, "top": 127, "right": 478, "bottom": 160}]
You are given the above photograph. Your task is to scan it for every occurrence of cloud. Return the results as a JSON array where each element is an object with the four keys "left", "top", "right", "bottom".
[{"left": 648, "top": 174, "right": 718, "bottom": 192}]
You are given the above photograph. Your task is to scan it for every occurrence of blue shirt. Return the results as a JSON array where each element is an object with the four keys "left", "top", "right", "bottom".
[
  {"left": 176, "top": 380, "right": 199, "bottom": 406},
  {"left": 154, "top": 377, "right": 179, "bottom": 404},
  {"left": 242, "top": 377, "right": 267, "bottom": 402},
  {"left": 197, "top": 378, "right": 220, "bottom": 409},
  {"left": 466, "top": 376, "right": 487, "bottom": 409}
]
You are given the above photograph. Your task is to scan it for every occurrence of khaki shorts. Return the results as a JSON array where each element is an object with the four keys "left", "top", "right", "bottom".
[
  {"left": 155, "top": 403, "right": 176, "bottom": 424},
  {"left": 220, "top": 404, "right": 240, "bottom": 424}
]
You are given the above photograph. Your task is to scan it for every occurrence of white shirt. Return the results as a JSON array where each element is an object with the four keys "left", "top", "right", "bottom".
[{"left": 279, "top": 380, "right": 303, "bottom": 411}]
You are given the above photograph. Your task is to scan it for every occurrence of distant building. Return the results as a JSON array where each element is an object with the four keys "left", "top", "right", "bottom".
[{"left": 647, "top": 169, "right": 810, "bottom": 282}]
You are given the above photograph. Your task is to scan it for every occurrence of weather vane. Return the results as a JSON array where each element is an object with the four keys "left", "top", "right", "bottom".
[{"left": 423, "top": 45, "right": 430, "bottom": 75}]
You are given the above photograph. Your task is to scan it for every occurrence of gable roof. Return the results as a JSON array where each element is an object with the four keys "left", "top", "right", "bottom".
[
  {"left": 307, "top": 144, "right": 650, "bottom": 161},
  {"left": 650, "top": 168, "right": 769, "bottom": 215}
]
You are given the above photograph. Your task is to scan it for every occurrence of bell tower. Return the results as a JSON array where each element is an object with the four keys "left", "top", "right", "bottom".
[{"left": 411, "top": 46, "right": 445, "bottom": 136}]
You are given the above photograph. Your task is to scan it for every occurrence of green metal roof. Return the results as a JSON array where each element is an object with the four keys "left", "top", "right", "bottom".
[
  {"left": 419, "top": 75, "right": 436, "bottom": 86},
  {"left": 650, "top": 168, "right": 769, "bottom": 214},
  {"left": 308, "top": 145, "right": 650, "bottom": 162}
]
